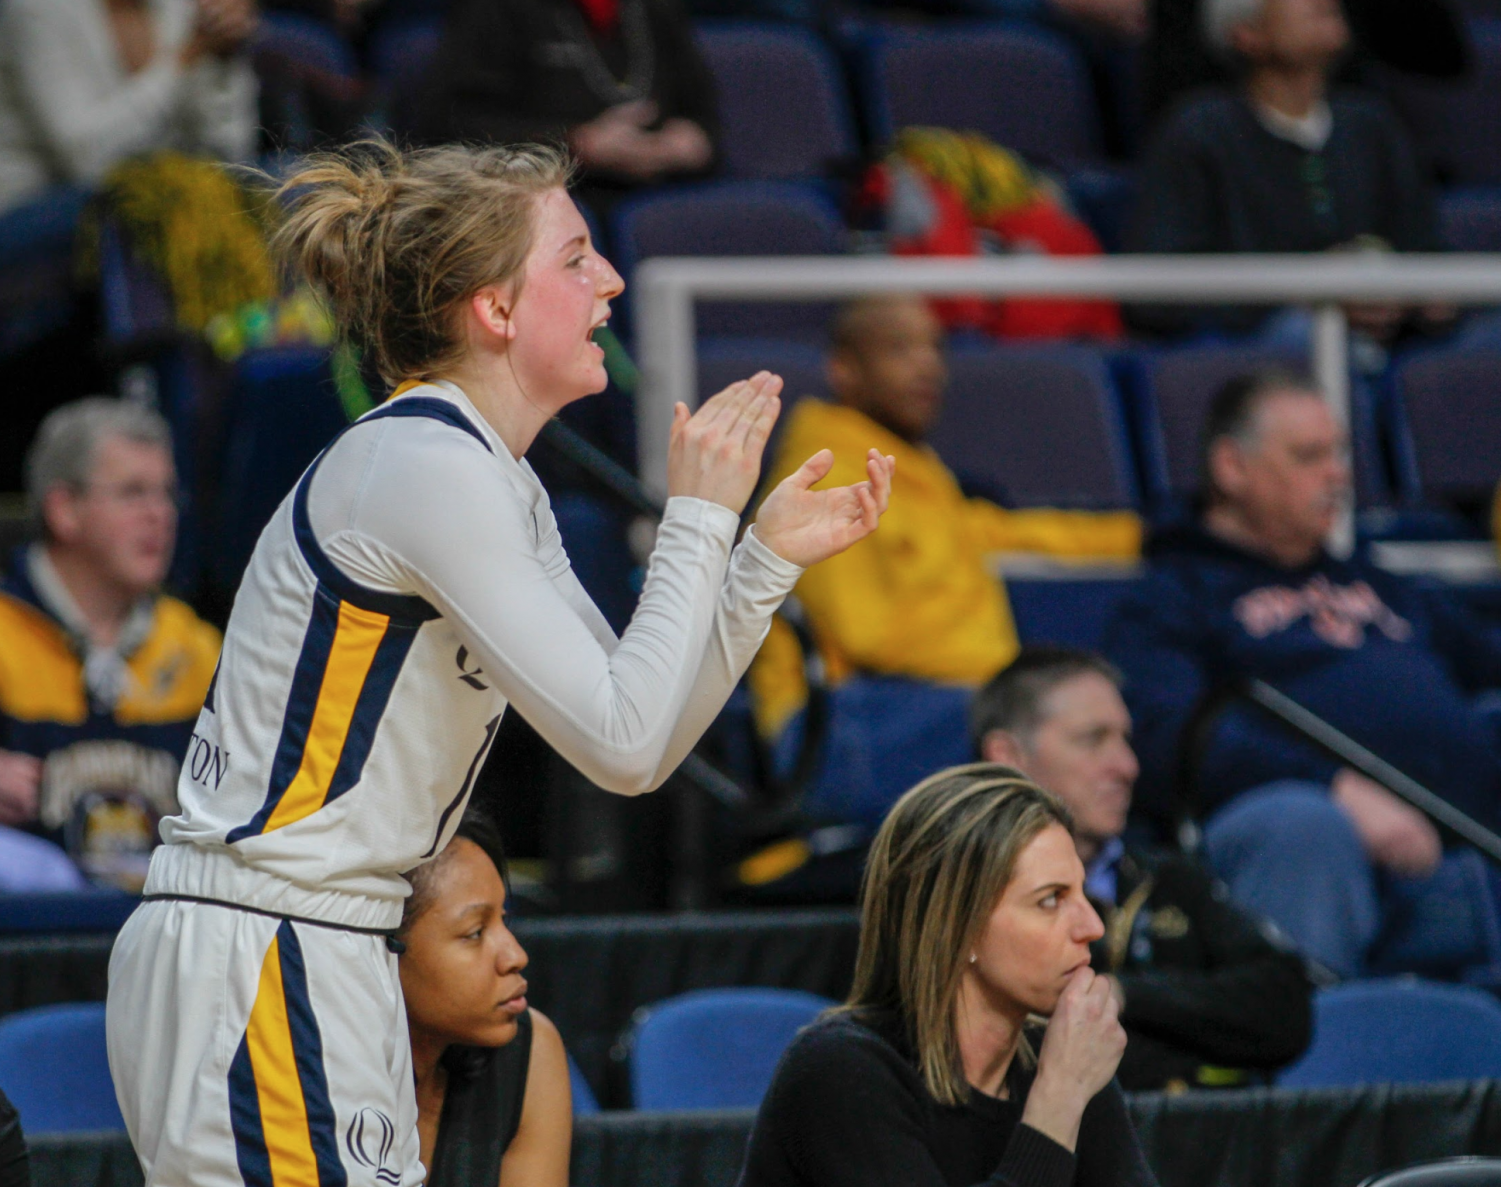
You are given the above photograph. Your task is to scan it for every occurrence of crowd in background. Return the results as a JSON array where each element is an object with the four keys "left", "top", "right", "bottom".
[{"left": 4, "top": 0, "right": 1501, "bottom": 1103}]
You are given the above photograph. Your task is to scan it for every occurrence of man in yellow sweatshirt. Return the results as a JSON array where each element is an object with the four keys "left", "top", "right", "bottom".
[{"left": 751, "top": 294, "right": 1142, "bottom": 742}]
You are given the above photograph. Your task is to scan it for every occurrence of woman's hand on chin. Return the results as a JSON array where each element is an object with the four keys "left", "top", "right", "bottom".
[
  {"left": 665, "top": 372, "right": 783, "bottom": 514},
  {"left": 1020, "top": 966, "right": 1126, "bottom": 1152},
  {"left": 753, "top": 448, "right": 894, "bottom": 568}
]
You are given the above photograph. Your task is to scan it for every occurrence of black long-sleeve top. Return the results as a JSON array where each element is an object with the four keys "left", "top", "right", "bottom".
[
  {"left": 405, "top": 0, "right": 718, "bottom": 177},
  {"left": 1124, "top": 88, "right": 1439, "bottom": 335},
  {"left": 1095, "top": 848, "right": 1314, "bottom": 1091},
  {"left": 737, "top": 1012, "right": 1158, "bottom": 1187}
]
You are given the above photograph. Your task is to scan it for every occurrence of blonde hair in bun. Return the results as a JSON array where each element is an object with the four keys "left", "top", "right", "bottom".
[{"left": 271, "top": 138, "right": 575, "bottom": 385}]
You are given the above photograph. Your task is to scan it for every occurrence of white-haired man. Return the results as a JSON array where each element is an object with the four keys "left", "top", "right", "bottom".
[
  {"left": 1126, "top": 0, "right": 1443, "bottom": 339},
  {"left": 0, "top": 398, "right": 219, "bottom": 889}
]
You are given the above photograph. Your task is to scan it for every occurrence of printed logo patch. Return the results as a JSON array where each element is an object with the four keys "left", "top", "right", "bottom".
[
  {"left": 1233, "top": 576, "right": 1411, "bottom": 649},
  {"left": 346, "top": 1107, "right": 400, "bottom": 1186}
]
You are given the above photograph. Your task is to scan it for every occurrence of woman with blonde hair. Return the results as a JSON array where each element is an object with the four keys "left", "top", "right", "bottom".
[
  {"left": 740, "top": 763, "right": 1157, "bottom": 1187},
  {"left": 106, "top": 138, "right": 893, "bottom": 1187}
]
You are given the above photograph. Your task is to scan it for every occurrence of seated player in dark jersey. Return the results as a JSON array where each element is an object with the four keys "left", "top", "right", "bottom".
[{"left": 397, "top": 809, "right": 571, "bottom": 1187}]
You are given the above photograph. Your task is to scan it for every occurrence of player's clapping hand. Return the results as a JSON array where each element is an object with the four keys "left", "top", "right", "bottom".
[
  {"left": 754, "top": 447, "right": 894, "bottom": 568},
  {"left": 666, "top": 371, "right": 783, "bottom": 515}
]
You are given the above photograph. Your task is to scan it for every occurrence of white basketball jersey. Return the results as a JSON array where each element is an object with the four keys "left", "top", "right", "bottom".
[
  {"left": 154, "top": 382, "right": 803, "bottom": 919},
  {"left": 162, "top": 396, "right": 506, "bottom": 903}
]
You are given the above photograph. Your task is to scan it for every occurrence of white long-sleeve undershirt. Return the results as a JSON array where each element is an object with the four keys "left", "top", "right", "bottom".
[{"left": 314, "top": 383, "right": 803, "bottom": 795}]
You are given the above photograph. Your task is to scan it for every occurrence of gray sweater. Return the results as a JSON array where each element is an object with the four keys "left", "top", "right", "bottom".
[{"left": 0, "top": 0, "right": 258, "bottom": 216}]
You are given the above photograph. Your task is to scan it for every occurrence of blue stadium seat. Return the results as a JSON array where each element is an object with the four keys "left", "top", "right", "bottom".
[
  {"left": 568, "top": 1053, "right": 600, "bottom": 1115},
  {"left": 856, "top": 23, "right": 1101, "bottom": 167},
  {"left": 695, "top": 23, "right": 857, "bottom": 180},
  {"left": 697, "top": 337, "right": 826, "bottom": 476},
  {"left": 369, "top": 16, "right": 444, "bottom": 85},
  {"left": 611, "top": 182, "right": 846, "bottom": 340},
  {"left": 252, "top": 12, "right": 362, "bottom": 150},
  {"left": 1358, "top": 1158, "right": 1501, "bottom": 1187},
  {"left": 95, "top": 218, "right": 220, "bottom": 592},
  {"left": 0, "top": 185, "right": 89, "bottom": 358},
  {"left": 210, "top": 347, "right": 349, "bottom": 603},
  {"left": 1387, "top": 350, "right": 1501, "bottom": 509},
  {"left": 253, "top": 11, "right": 358, "bottom": 78},
  {"left": 929, "top": 345, "right": 1137, "bottom": 509},
  {"left": 97, "top": 218, "right": 174, "bottom": 344},
  {"left": 1009, "top": 576, "right": 1141, "bottom": 651},
  {"left": 629, "top": 987, "right": 834, "bottom": 1110},
  {"left": 697, "top": 338, "right": 827, "bottom": 407},
  {"left": 1381, "top": 19, "right": 1501, "bottom": 186},
  {"left": 0, "top": 890, "right": 137, "bottom": 935},
  {"left": 1438, "top": 187, "right": 1501, "bottom": 251},
  {"left": 1131, "top": 346, "right": 1388, "bottom": 511},
  {"left": 379, "top": 0, "right": 456, "bottom": 17},
  {"left": 1277, "top": 979, "right": 1501, "bottom": 1087},
  {"left": 0, "top": 1004, "right": 123, "bottom": 1134}
]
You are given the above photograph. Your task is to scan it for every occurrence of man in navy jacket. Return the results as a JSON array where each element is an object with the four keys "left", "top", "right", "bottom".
[{"left": 1106, "top": 370, "right": 1501, "bottom": 979}]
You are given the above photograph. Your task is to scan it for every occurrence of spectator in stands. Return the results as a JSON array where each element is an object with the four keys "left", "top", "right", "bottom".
[
  {"left": 973, "top": 647, "right": 1313, "bottom": 1092},
  {"left": 0, "top": 0, "right": 259, "bottom": 216},
  {"left": 0, "top": 400, "right": 220, "bottom": 891},
  {"left": 406, "top": 0, "right": 717, "bottom": 211},
  {"left": 398, "top": 808, "right": 571, "bottom": 1187},
  {"left": 741, "top": 764, "right": 1155, "bottom": 1187},
  {"left": 1126, "top": 0, "right": 1445, "bottom": 340},
  {"left": 1142, "top": 0, "right": 1469, "bottom": 128},
  {"left": 749, "top": 295, "right": 1140, "bottom": 823},
  {"left": 1105, "top": 371, "right": 1501, "bottom": 980}
]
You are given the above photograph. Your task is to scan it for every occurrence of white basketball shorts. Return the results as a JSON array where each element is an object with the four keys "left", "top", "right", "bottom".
[{"left": 107, "top": 897, "right": 423, "bottom": 1187}]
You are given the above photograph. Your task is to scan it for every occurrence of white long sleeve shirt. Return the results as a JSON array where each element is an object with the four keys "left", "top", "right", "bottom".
[
  {"left": 151, "top": 383, "right": 802, "bottom": 925},
  {"left": 0, "top": 0, "right": 257, "bottom": 214}
]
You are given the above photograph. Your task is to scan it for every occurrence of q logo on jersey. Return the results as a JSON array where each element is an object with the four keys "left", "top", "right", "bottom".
[
  {"left": 455, "top": 646, "right": 489, "bottom": 691},
  {"left": 345, "top": 1107, "right": 400, "bottom": 1186}
]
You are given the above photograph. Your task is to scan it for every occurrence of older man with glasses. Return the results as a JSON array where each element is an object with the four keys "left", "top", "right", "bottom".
[{"left": 0, "top": 397, "right": 219, "bottom": 890}]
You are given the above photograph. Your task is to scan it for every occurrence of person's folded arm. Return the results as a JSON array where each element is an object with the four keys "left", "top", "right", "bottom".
[
  {"left": 498, "top": 1011, "right": 571, "bottom": 1187},
  {"left": 964, "top": 500, "right": 1142, "bottom": 559}
]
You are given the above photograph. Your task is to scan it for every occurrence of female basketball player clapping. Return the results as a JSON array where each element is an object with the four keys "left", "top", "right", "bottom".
[{"left": 107, "top": 140, "right": 892, "bottom": 1187}]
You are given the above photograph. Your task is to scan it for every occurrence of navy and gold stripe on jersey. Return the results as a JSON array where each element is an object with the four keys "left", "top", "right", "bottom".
[
  {"left": 226, "top": 589, "right": 422, "bottom": 841},
  {"left": 229, "top": 921, "right": 347, "bottom": 1187},
  {"left": 226, "top": 396, "right": 494, "bottom": 843}
]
